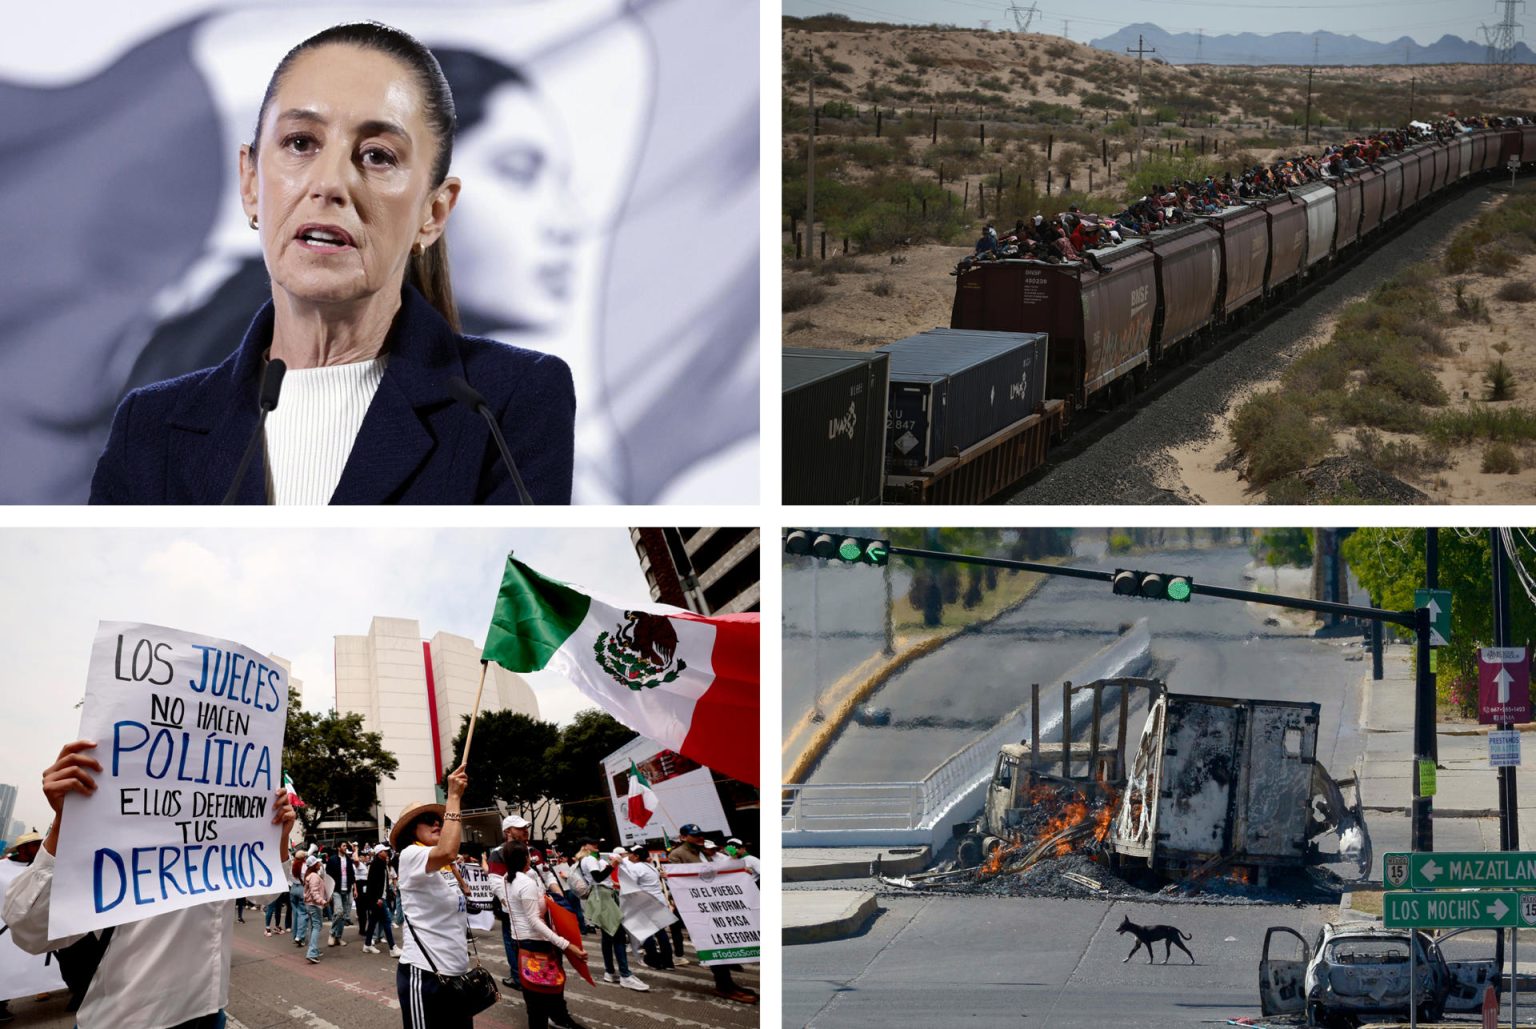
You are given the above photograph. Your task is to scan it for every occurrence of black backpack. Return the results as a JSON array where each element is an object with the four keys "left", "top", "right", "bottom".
[{"left": 50, "top": 926, "right": 114, "bottom": 1012}]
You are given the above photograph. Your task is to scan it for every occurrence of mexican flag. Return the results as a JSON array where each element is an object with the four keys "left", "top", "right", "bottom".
[
  {"left": 482, "top": 557, "right": 759, "bottom": 787},
  {"left": 625, "top": 761, "right": 658, "bottom": 828},
  {"left": 283, "top": 771, "right": 306, "bottom": 809}
]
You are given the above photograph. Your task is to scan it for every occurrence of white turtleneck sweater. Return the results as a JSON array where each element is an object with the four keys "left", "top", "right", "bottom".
[{"left": 262, "top": 357, "right": 386, "bottom": 505}]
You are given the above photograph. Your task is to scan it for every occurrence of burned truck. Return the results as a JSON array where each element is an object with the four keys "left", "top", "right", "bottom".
[{"left": 953, "top": 678, "right": 1369, "bottom": 882}]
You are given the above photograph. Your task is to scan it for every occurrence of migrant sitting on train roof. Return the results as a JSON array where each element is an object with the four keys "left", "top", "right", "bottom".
[{"left": 951, "top": 113, "right": 1530, "bottom": 277}]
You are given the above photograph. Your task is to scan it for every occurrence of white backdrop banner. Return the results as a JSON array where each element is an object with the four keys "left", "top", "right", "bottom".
[
  {"left": 49, "top": 622, "right": 288, "bottom": 938},
  {"left": 602, "top": 736, "right": 729, "bottom": 846}
]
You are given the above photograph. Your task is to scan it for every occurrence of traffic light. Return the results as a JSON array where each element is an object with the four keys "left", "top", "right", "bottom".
[
  {"left": 1112, "top": 569, "right": 1193, "bottom": 601},
  {"left": 783, "top": 529, "right": 889, "bottom": 566}
]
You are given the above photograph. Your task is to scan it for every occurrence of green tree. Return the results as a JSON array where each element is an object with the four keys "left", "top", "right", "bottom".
[
  {"left": 546, "top": 710, "right": 639, "bottom": 843},
  {"left": 1254, "top": 528, "right": 1313, "bottom": 587},
  {"left": 443, "top": 710, "right": 562, "bottom": 837},
  {"left": 282, "top": 688, "right": 399, "bottom": 840},
  {"left": 1342, "top": 529, "right": 1536, "bottom": 704}
]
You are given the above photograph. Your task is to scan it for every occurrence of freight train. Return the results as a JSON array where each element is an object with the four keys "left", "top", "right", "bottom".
[{"left": 783, "top": 123, "right": 1535, "bottom": 505}]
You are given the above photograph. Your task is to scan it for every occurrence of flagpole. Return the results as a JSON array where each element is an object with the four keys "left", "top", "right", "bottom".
[{"left": 462, "top": 661, "right": 490, "bottom": 767}]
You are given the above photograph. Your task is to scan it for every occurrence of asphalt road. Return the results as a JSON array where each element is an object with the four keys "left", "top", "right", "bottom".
[
  {"left": 784, "top": 893, "right": 1336, "bottom": 1028},
  {"left": 2, "top": 919, "right": 761, "bottom": 1029},
  {"left": 804, "top": 543, "right": 1369, "bottom": 786}
]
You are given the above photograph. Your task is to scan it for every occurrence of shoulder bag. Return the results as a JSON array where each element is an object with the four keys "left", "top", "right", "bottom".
[{"left": 402, "top": 907, "right": 499, "bottom": 1017}]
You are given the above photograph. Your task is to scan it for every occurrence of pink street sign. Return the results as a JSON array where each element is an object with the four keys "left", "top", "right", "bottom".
[{"left": 1479, "top": 647, "right": 1531, "bottom": 725}]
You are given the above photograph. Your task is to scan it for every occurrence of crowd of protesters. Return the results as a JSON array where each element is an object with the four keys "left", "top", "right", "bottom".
[{"left": 955, "top": 113, "right": 1532, "bottom": 274}]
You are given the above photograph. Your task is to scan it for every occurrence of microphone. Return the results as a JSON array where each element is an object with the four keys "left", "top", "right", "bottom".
[
  {"left": 222, "top": 359, "right": 286, "bottom": 504},
  {"left": 446, "top": 376, "right": 534, "bottom": 505}
]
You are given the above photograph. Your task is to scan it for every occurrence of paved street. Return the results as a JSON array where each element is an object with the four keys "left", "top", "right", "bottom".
[
  {"left": 784, "top": 893, "right": 1336, "bottom": 1028},
  {"left": 2, "top": 919, "right": 760, "bottom": 1029}
]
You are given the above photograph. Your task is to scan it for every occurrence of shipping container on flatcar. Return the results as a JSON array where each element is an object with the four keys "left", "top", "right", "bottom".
[
  {"left": 878, "top": 329, "right": 1048, "bottom": 474},
  {"left": 782, "top": 348, "right": 889, "bottom": 505},
  {"left": 1146, "top": 222, "right": 1220, "bottom": 356},
  {"left": 1261, "top": 194, "right": 1307, "bottom": 292},
  {"left": 1293, "top": 182, "right": 1336, "bottom": 269},
  {"left": 1357, "top": 164, "right": 1385, "bottom": 237},
  {"left": 1200, "top": 205, "right": 1268, "bottom": 319},
  {"left": 1379, "top": 156, "right": 1405, "bottom": 222},
  {"left": 951, "top": 241, "right": 1156, "bottom": 408},
  {"left": 1331, "top": 173, "right": 1362, "bottom": 251}
]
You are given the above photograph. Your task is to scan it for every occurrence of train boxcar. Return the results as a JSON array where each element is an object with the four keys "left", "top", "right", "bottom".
[
  {"left": 878, "top": 329, "right": 1049, "bottom": 474},
  {"left": 1147, "top": 222, "right": 1221, "bottom": 355},
  {"left": 1399, "top": 148, "right": 1423, "bottom": 209},
  {"left": 1524, "top": 125, "right": 1536, "bottom": 165},
  {"left": 783, "top": 348, "right": 890, "bottom": 504},
  {"left": 1262, "top": 194, "right": 1308, "bottom": 291},
  {"left": 1331, "top": 173, "right": 1363, "bottom": 251},
  {"left": 951, "top": 241, "right": 1156, "bottom": 408},
  {"left": 1431, "top": 142, "right": 1450, "bottom": 195},
  {"left": 1470, "top": 132, "right": 1487, "bottom": 176},
  {"left": 1357, "top": 164, "right": 1385, "bottom": 237},
  {"left": 1201, "top": 205, "right": 1268, "bottom": 319},
  {"left": 1294, "top": 182, "right": 1337, "bottom": 269},
  {"left": 1382, "top": 155, "right": 1406, "bottom": 222}
]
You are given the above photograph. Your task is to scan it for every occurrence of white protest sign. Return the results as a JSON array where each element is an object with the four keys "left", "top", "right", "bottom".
[
  {"left": 49, "top": 622, "right": 288, "bottom": 939},
  {"left": 460, "top": 863, "right": 496, "bottom": 931},
  {"left": 663, "top": 860, "right": 760, "bottom": 965},
  {"left": 0, "top": 859, "right": 66, "bottom": 1000}
]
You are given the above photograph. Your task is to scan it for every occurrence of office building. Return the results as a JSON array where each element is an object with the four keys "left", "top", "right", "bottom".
[
  {"left": 631, "top": 528, "right": 760, "bottom": 614},
  {"left": 334, "top": 617, "right": 538, "bottom": 830}
]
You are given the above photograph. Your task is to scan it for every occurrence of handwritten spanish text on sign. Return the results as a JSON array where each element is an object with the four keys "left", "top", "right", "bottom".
[
  {"left": 663, "top": 860, "right": 760, "bottom": 965},
  {"left": 49, "top": 622, "right": 288, "bottom": 938}
]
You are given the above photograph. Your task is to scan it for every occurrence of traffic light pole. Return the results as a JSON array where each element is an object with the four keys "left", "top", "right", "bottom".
[{"left": 878, "top": 543, "right": 1434, "bottom": 846}]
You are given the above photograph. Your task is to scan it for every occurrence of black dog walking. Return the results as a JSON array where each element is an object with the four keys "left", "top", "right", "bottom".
[{"left": 1116, "top": 916, "right": 1195, "bottom": 964}]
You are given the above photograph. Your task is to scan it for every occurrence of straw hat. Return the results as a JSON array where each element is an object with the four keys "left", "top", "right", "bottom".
[
  {"left": 390, "top": 801, "right": 446, "bottom": 850},
  {"left": 3, "top": 831, "right": 42, "bottom": 857}
]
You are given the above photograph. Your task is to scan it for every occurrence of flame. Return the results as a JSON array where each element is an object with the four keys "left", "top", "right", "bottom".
[
  {"left": 979, "top": 832, "right": 1024, "bottom": 876},
  {"left": 1230, "top": 866, "right": 1253, "bottom": 885},
  {"left": 1040, "top": 798, "right": 1091, "bottom": 855}
]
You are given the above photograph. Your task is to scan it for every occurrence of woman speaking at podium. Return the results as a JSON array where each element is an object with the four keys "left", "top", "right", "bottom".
[{"left": 88, "top": 22, "right": 574, "bottom": 505}]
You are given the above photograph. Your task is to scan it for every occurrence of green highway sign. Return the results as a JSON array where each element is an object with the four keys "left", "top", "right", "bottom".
[
  {"left": 1415, "top": 588, "right": 1452, "bottom": 647},
  {"left": 1384, "top": 851, "right": 1536, "bottom": 891},
  {"left": 1383, "top": 889, "right": 1536, "bottom": 929}
]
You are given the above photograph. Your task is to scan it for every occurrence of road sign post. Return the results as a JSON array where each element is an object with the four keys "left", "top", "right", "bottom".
[
  {"left": 1479, "top": 647, "right": 1530, "bottom": 725},
  {"left": 1382, "top": 889, "right": 1536, "bottom": 930},
  {"left": 1414, "top": 588, "right": 1451, "bottom": 647},
  {"left": 1385, "top": 851, "right": 1536, "bottom": 890}
]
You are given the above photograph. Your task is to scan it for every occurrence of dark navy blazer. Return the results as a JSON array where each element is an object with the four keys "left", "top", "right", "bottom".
[{"left": 89, "top": 286, "right": 574, "bottom": 504}]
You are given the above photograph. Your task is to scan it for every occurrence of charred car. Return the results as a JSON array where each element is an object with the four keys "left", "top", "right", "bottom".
[{"left": 1260, "top": 921, "right": 1496, "bottom": 1025}]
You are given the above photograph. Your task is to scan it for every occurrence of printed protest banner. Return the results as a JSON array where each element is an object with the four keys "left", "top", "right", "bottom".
[
  {"left": 664, "top": 860, "right": 760, "bottom": 965},
  {"left": 460, "top": 863, "right": 496, "bottom": 932},
  {"left": 0, "top": 859, "right": 66, "bottom": 998},
  {"left": 49, "top": 622, "right": 289, "bottom": 938}
]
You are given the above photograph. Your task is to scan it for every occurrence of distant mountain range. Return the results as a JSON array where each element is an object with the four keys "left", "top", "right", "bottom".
[{"left": 1089, "top": 23, "right": 1536, "bottom": 66}]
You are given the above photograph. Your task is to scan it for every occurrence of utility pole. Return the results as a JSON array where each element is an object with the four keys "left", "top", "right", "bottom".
[
  {"left": 806, "top": 48, "right": 816, "bottom": 264},
  {"left": 1491, "top": 529, "right": 1518, "bottom": 851},
  {"left": 1127, "top": 34, "right": 1156, "bottom": 170},
  {"left": 1061, "top": 19, "right": 1069, "bottom": 40},
  {"left": 1409, "top": 76, "right": 1416, "bottom": 121},
  {"left": 1484, "top": 0, "right": 1525, "bottom": 97},
  {"left": 1304, "top": 67, "right": 1314, "bottom": 144},
  {"left": 1196, "top": 28, "right": 1203, "bottom": 63},
  {"left": 1412, "top": 528, "right": 1439, "bottom": 852},
  {"left": 1304, "top": 34, "right": 1318, "bottom": 144}
]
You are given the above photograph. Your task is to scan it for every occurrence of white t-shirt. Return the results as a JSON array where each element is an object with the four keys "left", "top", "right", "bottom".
[{"left": 397, "top": 844, "right": 469, "bottom": 975}]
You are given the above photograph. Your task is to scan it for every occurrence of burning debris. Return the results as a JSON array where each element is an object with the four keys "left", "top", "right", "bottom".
[{"left": 890, "top": 678, "right": 1370, "bottom": 906}]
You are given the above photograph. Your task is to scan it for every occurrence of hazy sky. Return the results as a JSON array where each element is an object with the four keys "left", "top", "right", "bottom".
[
  {"left": 0, "top": 527, "right": 652, "bottom": 834},
  {"left": 784, "top": 0, "right": 1506, "bottom": 47}
]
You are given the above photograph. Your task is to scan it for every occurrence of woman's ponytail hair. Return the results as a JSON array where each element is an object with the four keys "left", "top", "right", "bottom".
[{"left": 253, "top": 21, "right": 462, "bottom": 332}]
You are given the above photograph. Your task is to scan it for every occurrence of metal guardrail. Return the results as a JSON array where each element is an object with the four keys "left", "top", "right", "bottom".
[{"left": 781, "top": 782, "right": 925, "bottom": 831}]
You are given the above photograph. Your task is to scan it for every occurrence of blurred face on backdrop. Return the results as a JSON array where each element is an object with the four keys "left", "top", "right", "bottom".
[
  {"left": 240, "top": 44, "right": 459, "bottom": 319},
  {"left": 450, "top": 83, "right": 576, "bottom": 329}
]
